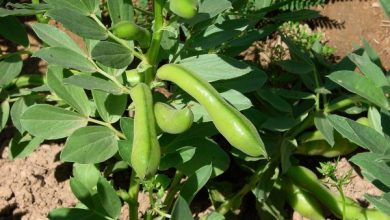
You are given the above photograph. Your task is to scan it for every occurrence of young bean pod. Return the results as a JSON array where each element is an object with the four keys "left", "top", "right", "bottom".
[
  {"left": 112, "top": 21, "right": 151, "bottom": 48},
  {"left": 169, "top": 0, "right": 197, "bottom": 19},
  {"left": 154, "top": 102, "right": 194, "bottom": 134},
  {"left": 156, "top": 64, "right": 266, "bottom": 157},
  {"left": 130, "top": 83, "right": 161, "bottom": 180},
  {"left": 296, "top": 131, "right": 358, "bottom": 158},
  {"left": 286, "top": 166, "right": 390, "bottom": 220},
  {"left": 282, "top": 179, "right": 325, "bottom": 220}
]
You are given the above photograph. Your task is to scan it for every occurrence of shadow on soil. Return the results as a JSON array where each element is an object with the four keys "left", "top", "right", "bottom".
[{"left": 0, "top": 203, "right": 27, "bottom": 220}]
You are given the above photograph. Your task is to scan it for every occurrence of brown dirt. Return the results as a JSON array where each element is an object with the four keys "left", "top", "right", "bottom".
[
  {"left": 0, "top": 144, "right": 77, "bottom": 220},
  {"left": 317, "top": 0, "right": 390, "bottom": 70}
]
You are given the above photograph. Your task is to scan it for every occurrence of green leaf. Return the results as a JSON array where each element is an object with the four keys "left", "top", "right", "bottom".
[
  {"left": 328, "top": 71, "right": 389, "bottom": 109},
  {"left": 73, "top": 163, "right": 100, "bottom": 192},
  {"left": 96, "top": 176, "right": 122, "bottom": 219},
  {"left": 327, "top": 114, "right": 390, "bottom": 154},
  {"left": 120, "top": 117, "right": 134, "bottom": 139},
  {"left": 20, "top": 104, "right": 88, "bottom": 140},
  {"left": 45, "top": 0, "right": 99, "bottom": 15},
  {"left": 0, "top": 99, "right": 10, "bottom": 131},
  {"left": 380, "top": 0, "right": 390, "bottom": 19},
  {"left": 206, "top": 212, "right": 225, "bottom": 220},
  {"left": 180, "top": 164, "right": 213, "bottom": 204},
  {"left": 0, "top": 16, "right": 29, "bottom": 47},
  {"left": 187, "top": 0, "right": 231, "bottom": 25},
  {"left": 33, "top": 47, "right": 96, "bottom": 73},
  {"left": 46, "top": 9, "right": 107, "bottom": 40},
  {"left": 31, "top": 23, "right": 84, "bottom": 55},
  {"left": 314, "top": 113, "right": 335, "bottom": 146},
  {"left": 118, "top": 139, "right": 132, "bottom": 165},
  {"left": 61, "top": 126, "right": 118, "bottom": 163},
  {"left": 365, "top": 193, "right": 390, "bottom": 216},
  {"left": 350, "top": 152, "right": 390, "bottom": 189},
  {"left": 92, "top": 90, "right": 127, "bottom": 123},
  {"left": 160, "top": 146, "right": 196, "bottom": 170},
  {"left": 174, "top": 138, "right": 229, "bottom": 178},
  {"left": 276, "top": 60, "right": 313, "bottom": 74},
  {"left": 63, "top": 75, "right": 122, "bottom": 95},
  {"left": 107, "top": 0, "right": 134, "bottom": 24},
  {"left": 179, "top": 54, "right": 262, "bottom": 82},
  {"left": 8, "top": 132, "right": 44, "bottom": 159},
  {"left": 348, "top": 53, "right": 388, "bottom": 87},
  {"left": 213, "top": 71, "right": 267, "bottom": 93},
  {"left": 10, "top": 96, "right": 34, "bottom": 133},
  {"left": 171, "top": 195, "right": 194, "bottom": 220},
  {"left": 48, "top": 208, "right": 106, "bottom": 220},
  {"left": 368, "top": 106, "right": 383, "bottom": 134},
  {"left": 257, "top": 89, "right": 292, "bottom": 113},
  {"left": 220, "top": 89, "right": 252, "bottom": 111},
  {"left": 47, "top": 66, "right": 91, "bottom": 116},
  {"left": 0, "top": 55, "right": 23, "bottom": 88},
  {"left": 91, "top": 41, "right": 133, "bottom": 69},
  {"left": 362, "top": 38, "right": 383, "bottom": 67}
]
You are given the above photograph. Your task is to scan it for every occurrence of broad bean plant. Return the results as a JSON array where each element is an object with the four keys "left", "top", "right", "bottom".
[{"left": 1, "top": 0, "right": 390, "bottom": 219}]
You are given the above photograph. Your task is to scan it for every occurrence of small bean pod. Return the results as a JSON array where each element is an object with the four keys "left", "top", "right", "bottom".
[
  {"left": 112, "top": 21, "right": 151, "bottom": 48},
  {"left": 156, "top": 64, "right": 266, "bottom": 157},
  {"left": 169, "top": 0, "right": 197, "bottom": 19},
  {"left": 130, "top": 83, "right": 160, "bottom": 180},
  {"left": 154, "top": 102, "right": 194, "bottom": 134}
]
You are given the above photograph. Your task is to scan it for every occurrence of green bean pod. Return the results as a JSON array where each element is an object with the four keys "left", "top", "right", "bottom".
[
  {"left": 286, "top": 166, "right": 390, "bottom": 220},
  {"left": 125, "top": 69, "right": 144, "bottom": 87},
  {"left": 296, "top": 131, "right": 358, "bottom": 158},
  {"left": 130, "top": 83, "right": 161, "bottom": 180},
  {"left": 156, "top": 64, "right": 266, "bottom": 157},
  {"left": 112, "top": 21, "right": 151, "bottom": 48},
  {"left": 282, "top": 179, "right": 325, "bottom": 220},
  {"left": 169, "top": 0, "right": 197, "bottom": 19},
  {"left": 154, "top": 102, "right": 194, "bottom": 134}
]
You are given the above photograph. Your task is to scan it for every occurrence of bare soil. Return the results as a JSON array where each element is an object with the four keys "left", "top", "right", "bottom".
[{"left": 318, "top": 0, "right": 390, "bottom": 70}]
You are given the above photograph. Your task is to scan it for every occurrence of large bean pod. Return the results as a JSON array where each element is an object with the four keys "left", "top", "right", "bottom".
[
  {"left": 154, "top": 102, "right": 194, "bottom": 134},
  {"left": 286, "top": 166, "right": 390, "bottom": 220},
  {"left": 156, "top": 64, "right": 266, "bottom": 157},
  {"left": 130, "top": 83, "right": 160, "bottom": 180}
]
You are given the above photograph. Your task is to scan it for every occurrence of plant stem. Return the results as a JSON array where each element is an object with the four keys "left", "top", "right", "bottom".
[
  {"left": 324, "top": 95, "right": 363, "bottom": 113},
  {"left": 217, "top": 161, "right": 273, "bottom": 215},
  {"left": 90, "top": 14, "right": 146, "bottom": 62},
  {"left": 143, "top": 0, "right": 165, "bottom": 84},
  {"left": 0, "top": 50, "right": 33, "bottom": 60},
  {"left": 313, "top": 68, "right": 321, "bottom": 111},
  {"left": 31, "top": 0, "right": 49, "bottom": 23},
  {"left": 146, "top": 0, "right": 165, "bottom": 65},
  {"left": 128, "top": 171, "right": 140, "bottom": 220},
  {"left": 87, "top": 118, "right": 126, "bottom": 139},
  {"left": 337, "top": 185, "right": 346, "bottom": 220},
  {"left": 162, "top": 170, "right": 184, "bottom": 212}
]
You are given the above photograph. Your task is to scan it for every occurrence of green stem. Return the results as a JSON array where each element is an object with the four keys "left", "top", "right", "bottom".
[
  {"left": 92, "top": 62, "right": 133, "bottom": 95},
  {"left": 128, "top": 171, "right": 140, "bottom": 220},
  {"left": 146, "top": 0, "right": 165, "bottom": 65},
  {"left": 87, "top": 118, "right": 126, "bottom": 139},
  {"left": 313, "top": 68, "right": 321, "bottom": 111},
  {"left": 31, "top": 0, "right": 49, "bottom": 23},
  {"left": 217, "top": 161, "right": 273, "bottom": 215},
  {"left": 162, "top": 170, "right": 184, "bottom": 212},
  {"left": 324, "top": 96, "right": 363, "bottom": 113},
  {"left": 133, "top": 6, "right": 154, "bottom": 16},
  {"left": 90, "top": 15, "right": 146, "bottom": 62},
  {"left": 285, "top": 110, "right": 315, "bottom": 139}
]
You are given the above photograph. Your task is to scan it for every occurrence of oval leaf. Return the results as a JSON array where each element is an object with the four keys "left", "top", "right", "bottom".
[
  {"left": 61, "top": 126, "right": 118, "bottom": 163},
  {"left": 20, "top": 104, "right": 88, "bottom": 140}
]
